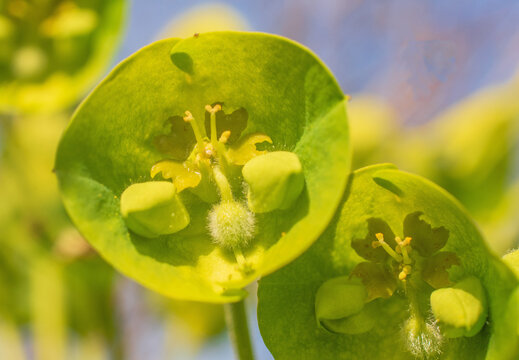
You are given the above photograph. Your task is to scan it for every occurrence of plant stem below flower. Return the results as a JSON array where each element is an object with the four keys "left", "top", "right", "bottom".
[{"left": 224, "top": 299, "right": 254, "bottom": 360}]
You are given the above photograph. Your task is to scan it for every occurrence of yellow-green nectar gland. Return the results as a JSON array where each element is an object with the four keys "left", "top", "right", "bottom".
[
  {"left": 372, "top": 233, "right": 413, "bottom": 281},
  {"left": 184, "top": 106, "right": 255, "bottom": 270}
]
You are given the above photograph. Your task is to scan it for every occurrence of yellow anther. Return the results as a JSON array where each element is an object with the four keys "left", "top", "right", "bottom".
[
  {"left": 375, "top": 233, "right": 384, "bottom": 241},
  {"left": 403, "top": 265, "right": 412, "bottom": 274},
  {"left": 398, "top": 265, "right": 412, "bottom": 281},
  {"left": 183, "top": 110, "right": 194, "bottom": 122},
  {"left": 205, "top": 104, "right": 222, "bottom": 114},
  {"left": 219, "top": 130, "right": 231, "bottom": 144},
  {"left": 394, "top": 236, "right": 413, "bottom": 265}
]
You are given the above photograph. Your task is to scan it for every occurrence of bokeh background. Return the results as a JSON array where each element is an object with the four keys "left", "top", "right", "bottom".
[{"left": 1, "top": 0, "right": 519, "bottom": 359}]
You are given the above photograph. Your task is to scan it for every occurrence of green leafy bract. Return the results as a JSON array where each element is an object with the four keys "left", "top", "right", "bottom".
[
  {"left": 55, "top": 32, "right": 350, "bottom": 303},
  {"left": 258, "top": 164, "right": 519, "bottom": 359}
]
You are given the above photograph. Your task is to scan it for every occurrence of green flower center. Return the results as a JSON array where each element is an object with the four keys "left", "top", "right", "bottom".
[
  {"left": 315, "top": 213, "right": 488, "bottom": 358},
  {"left": 158, "top": 104, "right": 265, "bottom": 270},
  {"left": 120, "top": 103, "right": 305, "bottom": 273},
  {"left": 372, "top": 232, "right": 413, "bottom": 281}
]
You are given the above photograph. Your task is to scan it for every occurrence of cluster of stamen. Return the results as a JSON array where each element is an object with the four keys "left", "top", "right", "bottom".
[
  {"left": 182, "top": 105, "right": 227, "bottom": 162},
  {"left": 183, "top": 105, "right": 235, "bottom": 198},
  {"left": 372, "top": 233, "right": 414, "bottom": 281},
  {"left": 182, "top": 104, "right": 254, "bottom": 271}
]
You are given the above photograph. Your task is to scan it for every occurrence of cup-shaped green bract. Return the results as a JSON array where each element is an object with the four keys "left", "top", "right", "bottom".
[
  {"left": 258, "top": 164, "right": 519, "bottom": 359},
  {"left": 243, "top": 151, "right": 305, "bottom": 213},
  {"left": 55, "top": 32, "right": 350, "bottom": 303},
  {"left": 0, "top": 0, "right": 126, "bottom": 114}
]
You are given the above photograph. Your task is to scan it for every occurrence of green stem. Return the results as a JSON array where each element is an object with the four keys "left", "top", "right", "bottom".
[
  {"left": 406, "top": 279, "right": 425, "bottom": 325},
  {"left": 224, "top": 299, "right": 254, "bottom": 360},
  {"left": 213, "top": 166, "right": 234, "bottom": 202}
]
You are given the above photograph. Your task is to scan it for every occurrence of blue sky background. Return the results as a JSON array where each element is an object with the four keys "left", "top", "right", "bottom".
[{"left": 118, "top": 0, "right": 519, "bottom": 125}]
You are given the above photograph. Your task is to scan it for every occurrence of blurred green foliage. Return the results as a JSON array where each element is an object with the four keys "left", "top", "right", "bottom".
[
  {"left": 349, "top": 73, "right": 519, "bottom": 254},
  {"left": 0, "top": 3, "right": 254, "bottom": 359},
  {"left": 0, "top": 0, "right": 126, "bottom": 114}
]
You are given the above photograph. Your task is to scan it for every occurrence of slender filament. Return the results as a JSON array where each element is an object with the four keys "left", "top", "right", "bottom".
[
  {"left": 375, "top": 233, "right": 403, "bottom": 262},
  {"left": 401, "top": 237, "right": 412, "bottom": 264},
  {"left": 205, "top": 104, "right": 221, "bottom": 149},
  {"left": 183, "top": 111, "right": 205, "bottom": 155}
]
